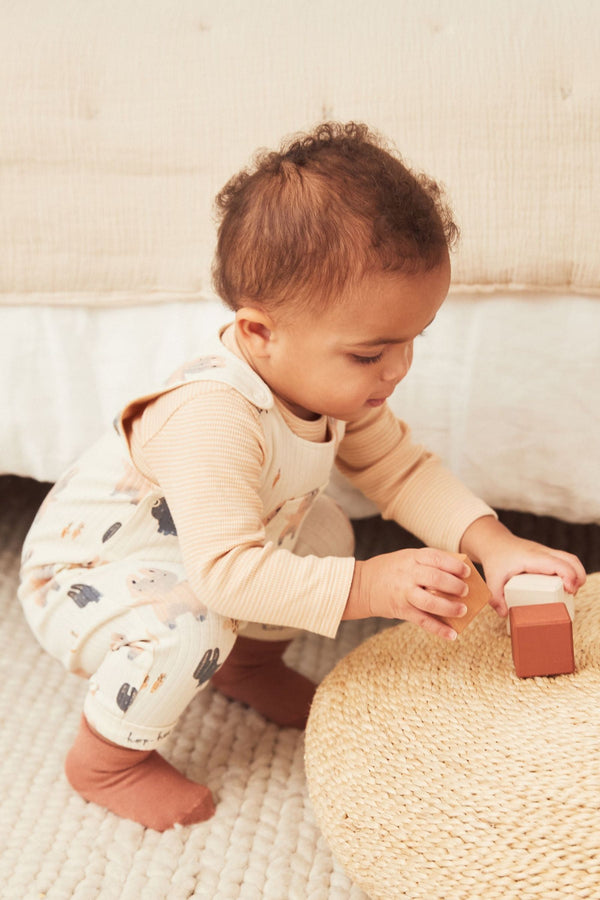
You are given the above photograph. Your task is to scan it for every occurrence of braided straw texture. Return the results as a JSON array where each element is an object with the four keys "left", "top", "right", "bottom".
[{"left": 305, "top": 574, "right": 600, "bottom": 900}]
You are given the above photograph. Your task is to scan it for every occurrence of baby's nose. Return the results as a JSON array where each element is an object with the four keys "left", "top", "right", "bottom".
[{"left": 382, "top": 344, "right": 413, "bottom": 381}]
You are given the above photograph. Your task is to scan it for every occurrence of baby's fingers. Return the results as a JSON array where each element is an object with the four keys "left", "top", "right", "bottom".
[
  {"left": 411, "top": 584, "right": 468, "bottom": 621},
  {"left": 412, "top": 550, "right": 471, "bottom": 602},
  {"left": 541, "top": 549, "right": 586, "bottom": 593},
  {"left": 429, "top": 556, "right": 493, "bottom": 633},
  {"left": 407, "top": 604, "right": 459, "bottom": 642},
  {"left": 496, "top": 546, "right": 587, "bottom": 601},
  {"left": 417, "top": 548, "right": 471, "bottom": 584},
  {"left": 407, "top": 587, "right": 468, "bottom": 641}
]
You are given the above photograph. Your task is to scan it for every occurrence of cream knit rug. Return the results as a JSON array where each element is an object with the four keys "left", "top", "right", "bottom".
[{"left": 0, "top": 478, "right": 375, "bottom": 900}]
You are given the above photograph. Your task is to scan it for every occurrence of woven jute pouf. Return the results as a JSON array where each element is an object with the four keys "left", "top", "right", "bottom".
[{"left": 305, "top": 573, "right": 600, "bottom": 900}]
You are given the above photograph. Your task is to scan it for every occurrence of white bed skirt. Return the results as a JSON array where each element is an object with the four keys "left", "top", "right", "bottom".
[{"left": 4, "top": 291, "right": 599, "bottom": 524}]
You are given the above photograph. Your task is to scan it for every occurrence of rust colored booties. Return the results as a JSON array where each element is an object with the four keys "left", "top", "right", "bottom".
[
  {"left": 211, "top": 636, "right": 316, "bottom": 729},
  {"left": 65, "top": 716, "right": 215, "bottom": 831}
]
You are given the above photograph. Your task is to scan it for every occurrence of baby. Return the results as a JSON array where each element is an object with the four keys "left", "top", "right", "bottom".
[{"left": 18, "top": 122, "right": 586, "bottom": 831}]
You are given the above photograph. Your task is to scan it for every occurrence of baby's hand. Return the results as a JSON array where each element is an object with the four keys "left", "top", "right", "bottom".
[
  {"left": 482, "top": 537, "right": 586, "bottom": 617},
  {"left": 460, "top": 516, "right": 587, "bottom": 618},
  {"left": 345, "top": 547, "right": 471, "bottom": 641}
]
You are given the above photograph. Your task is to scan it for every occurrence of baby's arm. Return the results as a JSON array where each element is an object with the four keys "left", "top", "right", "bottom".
[
  {"left": 337, "top": 405, "right": 586, "bottom": 638},
  {"left": 337, "top": 404, "right": 497, "bottom": 640},
  {"left": 131, "top": 384, "right": 354, "bottom": 638},
  {"left": 459, "top": 515, "right": 586, "bottom": 616},
  {"left": 344, "top": 547, "right": 471, "bottom": 641}
]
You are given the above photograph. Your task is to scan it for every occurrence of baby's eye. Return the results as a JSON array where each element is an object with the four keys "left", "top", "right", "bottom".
[{"left": 351, "top": 352, "right": 383, "bottom": 365}]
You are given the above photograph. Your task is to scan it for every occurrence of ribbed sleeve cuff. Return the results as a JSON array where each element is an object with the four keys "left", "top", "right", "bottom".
[{"left": 383, "top": 461, "right": 497, "bottom": 552}]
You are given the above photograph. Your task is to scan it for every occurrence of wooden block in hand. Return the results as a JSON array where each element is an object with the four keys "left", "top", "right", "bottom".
[
  {"left": 510, "top": 602, "right": 575, "bottom": 678},
  {"left": 435, "top": 553, "right": 492, "bottom": 634}
]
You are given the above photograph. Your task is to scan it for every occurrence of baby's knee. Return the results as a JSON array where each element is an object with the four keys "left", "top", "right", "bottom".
[
  {"left": 84, "top": 612, "right": 239, "bottom": 748},
  {"left": 137, "top": 611, "right": 239, "bottom": 686}
]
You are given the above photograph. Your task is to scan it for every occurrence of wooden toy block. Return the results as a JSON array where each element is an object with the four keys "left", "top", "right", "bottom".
[
  {"left": 504, "top": 573, "right": 574, "bottom": 633},
  {"left": 509, "top": 602, "right": 575, "bottom": 678},
  {"left": 435, "top": 553, "right": 492, "bottom": 634}
]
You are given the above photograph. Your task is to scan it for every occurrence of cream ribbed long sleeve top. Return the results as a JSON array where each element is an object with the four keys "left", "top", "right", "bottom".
[{"left": 127, "top": 333, "right": 494, "bottom": 638}]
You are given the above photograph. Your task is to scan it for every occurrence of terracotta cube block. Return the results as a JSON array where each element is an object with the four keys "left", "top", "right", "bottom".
[
  {"left": 435, "top": 553, "right": 491, "bottom": 634},
  {"left": 510, "top": 602, "right": 575, "bottom": 678}
]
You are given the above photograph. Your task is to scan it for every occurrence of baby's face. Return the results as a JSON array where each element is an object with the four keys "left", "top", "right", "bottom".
[{"left": 256, "top": 258, "right": 450, "bottom": 422}]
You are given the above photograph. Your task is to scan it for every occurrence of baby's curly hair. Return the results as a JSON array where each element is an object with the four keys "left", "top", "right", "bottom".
[{"left": 212, "top": 122, "right": 458, "bottom": 314}]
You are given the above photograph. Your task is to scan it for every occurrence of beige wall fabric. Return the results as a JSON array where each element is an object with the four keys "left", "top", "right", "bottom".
[{"left": 2, "top": 0, "right": 599, "bottom": 307}]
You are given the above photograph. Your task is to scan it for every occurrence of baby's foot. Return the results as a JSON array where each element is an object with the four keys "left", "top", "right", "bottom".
[
  {"left": 65, "top": 716, "right": 214, "bottom": 831},
  {"left": 211, "top": 636, "right": 316, "bottom": 729}
]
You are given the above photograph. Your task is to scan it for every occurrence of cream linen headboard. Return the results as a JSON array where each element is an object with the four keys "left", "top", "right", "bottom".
[{"left": 1, "top": 0, "right": 599, "bottom": 309}]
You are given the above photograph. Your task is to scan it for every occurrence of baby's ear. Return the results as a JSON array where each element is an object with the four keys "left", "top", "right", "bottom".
[{"left": 235, "top": 306, "right": 274, "bottom": 357}]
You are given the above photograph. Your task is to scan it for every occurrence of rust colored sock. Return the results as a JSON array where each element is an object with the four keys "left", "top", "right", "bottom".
[
  {"left": 64, "top": 716, "right": 215, "bottom": 831},
  {"left": 211, "top": 636, "right": 316, "bottom": 729}
]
